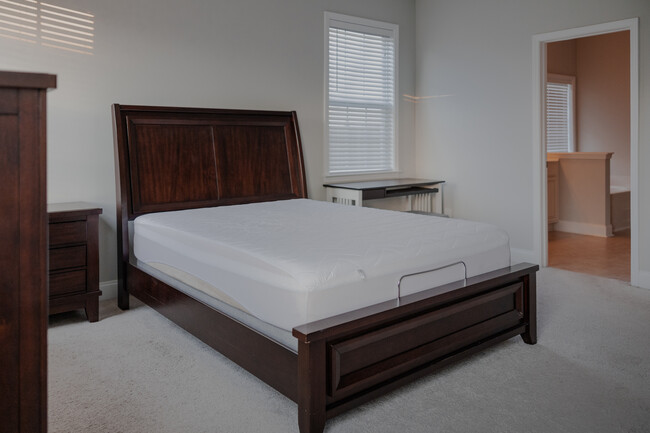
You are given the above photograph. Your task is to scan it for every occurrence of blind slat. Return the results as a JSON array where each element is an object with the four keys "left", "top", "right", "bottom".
[
  {"left": 327, "top": 16, "right": 397, "bottom": 174},
  {"left": 546, "top": 81, "right": 573, "bottom": 153}
]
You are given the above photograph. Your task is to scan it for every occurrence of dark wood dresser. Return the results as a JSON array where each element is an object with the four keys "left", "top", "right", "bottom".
[
  {"left": 0, "top": 71, "right": 56, "bottom": 433},
  {"left": 48, "top": 203, "right": 103, "bottom": 322}
]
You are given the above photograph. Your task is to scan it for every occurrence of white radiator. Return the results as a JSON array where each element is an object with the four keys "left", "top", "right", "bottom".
[
  {"left": 410, "top": 193, "right": 433, "bottom": 213},
  {"left": 333, "top": 197, "right": 358, "bottom": 206},
  {"left": 326, "top": 188, "right": 363, "bottom": 207}
]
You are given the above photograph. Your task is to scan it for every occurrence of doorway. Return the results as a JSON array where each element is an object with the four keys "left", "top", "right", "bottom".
[
  {"left": 532, "top": 18, "right": 639, "bottom": 286},
  {"left": 545, "top": 31, "right": 631, "bottom": 282}
]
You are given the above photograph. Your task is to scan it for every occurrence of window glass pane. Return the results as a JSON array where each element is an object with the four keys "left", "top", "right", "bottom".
[
  {"left": 546, "top": 81, "right": 573, "bottom": 153},
  {"left": 327, "top": 15, "right": 397, "bottom": 174}
]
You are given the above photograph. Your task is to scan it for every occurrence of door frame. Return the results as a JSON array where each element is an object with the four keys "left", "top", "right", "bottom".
[{"left": 531, "top": 18, "right": 639, "bottom": 286}]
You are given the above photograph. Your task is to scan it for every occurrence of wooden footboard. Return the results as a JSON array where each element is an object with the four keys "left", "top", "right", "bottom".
[
  {"left": 293, "top": 263, "right": 537, "bottom": 433},
  {"left": 123, "top": 260, "right": 536, "bottom": 433}
]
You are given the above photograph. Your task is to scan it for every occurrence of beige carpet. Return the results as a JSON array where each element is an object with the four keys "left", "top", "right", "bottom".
[{"left": 48, "top": 267, "right": 650, "bottom": 433}]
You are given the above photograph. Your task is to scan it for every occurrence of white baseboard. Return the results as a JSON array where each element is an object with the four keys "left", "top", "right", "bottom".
[
  {"left": 510, "top": 248, "right": 539, "bottom": 265},
  {"left": 637, "top": 270, "right": 650, "bottom": 290},
  {"left": 100, "top": 280, "right": 118, "bottom": 300},
  {"left": 555, "top": 220, "right": 613, "bottom": 237}
]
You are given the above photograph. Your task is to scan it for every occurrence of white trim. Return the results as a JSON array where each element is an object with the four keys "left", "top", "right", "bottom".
[
  {"left": 532, "top": 32, "right": 547, "bottom": 267},
  {"left": 325, "top": 12, "right": 395, "bottom": 34},
  {"left": 324, "top": 168, "right": 399, "bottom": 179},
  {"left": 554, "top": 220, "right": 613, "bottom": 238},
  {"left": 629, "top": 20, "right": 640, "bottom": 289},
  {"left": 613, "top": 224, "right": 631, "bottom": 233},
  {"left": 532, "top": 18, "right": 640, "bottom": 287},
  {"left": 99, "top": 279, "right": 118, "bottom": 300},
  {"left": 638, "top": 271, "right": 650, "bottom": 290},
  {"left": 323, "top": 11, "right": 399, "bottom": 177}
]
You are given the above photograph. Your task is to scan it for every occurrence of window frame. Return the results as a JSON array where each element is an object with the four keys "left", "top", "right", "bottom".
[
  {"left": 546, "top": 73, "right": 577, "bottom": 153},
  {"left": 324, "top": 12, "right": 399, "bottom": 177}
]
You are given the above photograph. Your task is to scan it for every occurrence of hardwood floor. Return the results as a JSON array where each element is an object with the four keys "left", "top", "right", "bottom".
[{"left": 548, "top": 229, "right": 630, "bottom": 282}]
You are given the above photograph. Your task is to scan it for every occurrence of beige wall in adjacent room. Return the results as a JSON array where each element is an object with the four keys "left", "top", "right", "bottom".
[
  {"left": 547, "top": 39, "right": 577, "bottom": 76},
  {"left": 577, "top": 31, "right": 631, "bottom": 188}
]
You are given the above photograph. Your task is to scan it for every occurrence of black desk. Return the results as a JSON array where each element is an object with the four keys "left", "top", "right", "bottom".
[{"left": 323, "top": 178, "right": 445, "bottom": 215}]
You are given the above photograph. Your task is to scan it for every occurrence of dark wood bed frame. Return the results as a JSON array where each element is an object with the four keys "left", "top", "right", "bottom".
[{"left": 112, "top": 104, "right": 538, "bottom": 433}]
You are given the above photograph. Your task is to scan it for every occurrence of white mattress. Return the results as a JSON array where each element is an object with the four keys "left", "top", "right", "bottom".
[{"left": 133, "top": 199, "right": 510, "bottom": 331}]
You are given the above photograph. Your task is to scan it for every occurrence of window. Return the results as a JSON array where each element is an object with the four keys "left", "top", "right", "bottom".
[
  {"left": 325, "top": 13, "right": 398, "bottom": 175},
  {"left": 546, "top": 74, "right": 576, "bottom": 153}
]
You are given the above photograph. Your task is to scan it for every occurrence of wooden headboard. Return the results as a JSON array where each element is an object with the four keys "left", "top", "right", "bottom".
[{"left": 112, "top": 104, "right": 308, "bottom": 221}]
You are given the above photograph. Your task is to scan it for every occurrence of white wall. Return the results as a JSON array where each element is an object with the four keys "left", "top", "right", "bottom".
[
  {"left": 415, "top": 0, "right": 650, "bottom": 286},
  {"left": 0, "top": 0, "right": 416, "bottom": 294}
]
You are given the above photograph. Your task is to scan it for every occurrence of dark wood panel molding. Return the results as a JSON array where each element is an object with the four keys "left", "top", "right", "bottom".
[
  {"left": 0, "top": 71, "right": 55, "bottom": 433},
  {"left": 113, "top": 105, "right": 307, "bottom": 220}
]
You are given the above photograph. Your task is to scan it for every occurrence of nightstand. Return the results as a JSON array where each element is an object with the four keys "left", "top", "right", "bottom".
[{"left": 48, "top": 203, "right": 102, "bottom": 322}]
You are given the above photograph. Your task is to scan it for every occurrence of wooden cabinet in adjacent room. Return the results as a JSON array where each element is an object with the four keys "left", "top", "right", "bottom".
[
  {"left": 547, "top": 160, "right": 559, "bottom": 226},
  {"left": 0, "top": 71, "right": 56, "bottom": 433}
]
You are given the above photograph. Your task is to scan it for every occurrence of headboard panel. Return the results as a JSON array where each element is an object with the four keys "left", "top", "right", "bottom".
[{"left": 113, "top": 105, "right": 308, "bottom": 220}]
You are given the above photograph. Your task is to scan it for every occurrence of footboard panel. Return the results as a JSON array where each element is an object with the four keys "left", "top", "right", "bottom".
[
  {"left": 293, "top": 263, "right": 537, "bottom": 431},
  {"left": 328, "top": 282, "right": 524, "bottom": 401}
]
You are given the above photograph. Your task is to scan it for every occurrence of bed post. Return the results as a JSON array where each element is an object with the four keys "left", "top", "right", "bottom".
[
  {"left": 112, "top": 104, "right": 130, "bottom": 310},
  {"left": 115, "top": 209, "right": 129, "bottom": 310},
  {"left": 297, "top": 339, "right": 326, "bottom": 433},
  {"left": 521, "top": 271, "right": 537, "bottom": 344}
]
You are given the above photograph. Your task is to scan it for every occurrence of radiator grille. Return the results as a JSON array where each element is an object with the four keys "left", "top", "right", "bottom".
[
  {"left": 333, "top": 197, "right": 357, "bottom": 206},
  {"left": 411, "top": 193, "right": 433, "bottom": 213}
]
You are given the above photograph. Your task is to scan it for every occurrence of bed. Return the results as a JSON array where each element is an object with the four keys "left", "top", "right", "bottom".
[{"left": 112, "top": 104, "right": 538, "bottom": 433}]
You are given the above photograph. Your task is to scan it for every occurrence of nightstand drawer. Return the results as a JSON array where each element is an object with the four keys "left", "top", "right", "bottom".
[
  {"left": 49, "top": 221, "right": 86, "bottom": 246},
  {"left": 49, "top": 246, "right": 86, "bottom": 271},
  {"left": 50, "top": 270, "right": 86, "bottom": 296},
  {"left": 47, "top": 203, "right": 102, "bottom": 322}
]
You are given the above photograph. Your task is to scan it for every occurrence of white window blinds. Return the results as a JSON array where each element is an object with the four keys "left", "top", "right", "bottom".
[
  {"left": 546, "top": 78, "right": 575, "bottom": 153},
  {"left": 326, "top": 14, "right": 398, "bottom": 174}
]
